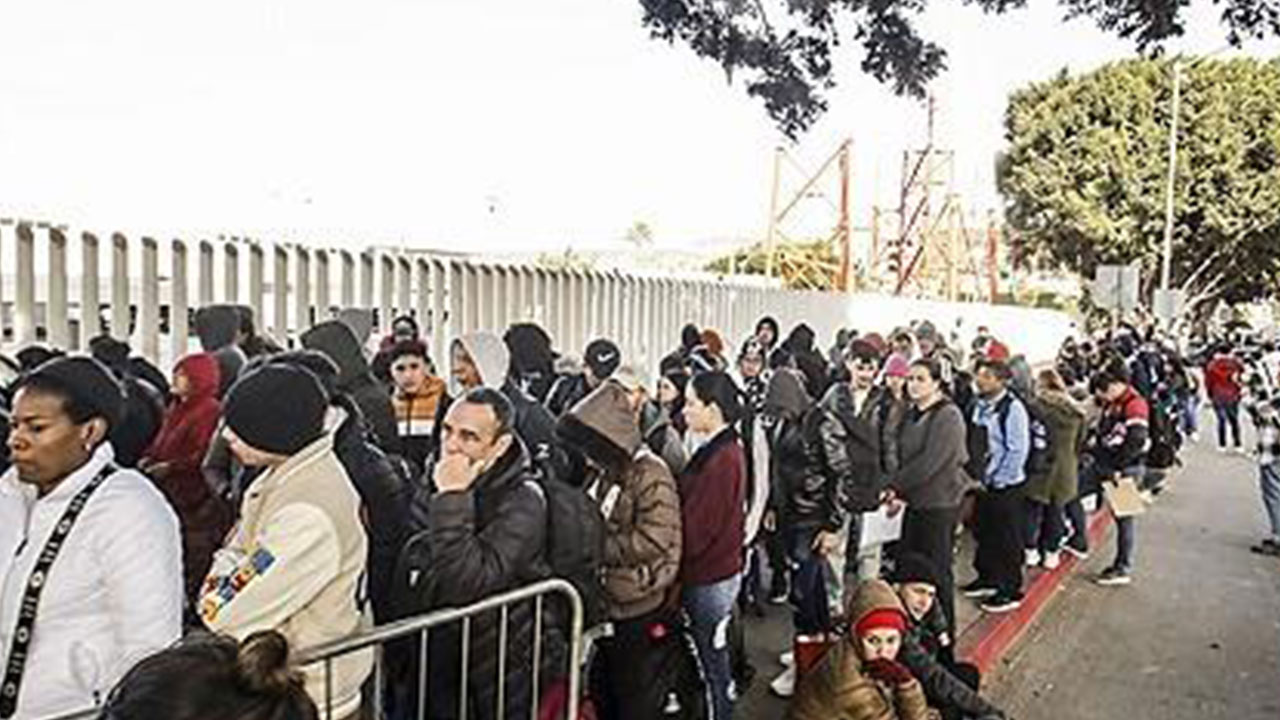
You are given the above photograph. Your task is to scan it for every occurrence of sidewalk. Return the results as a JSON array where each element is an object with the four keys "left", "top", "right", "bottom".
[{"left": 987, "top": 437, "right": 1280, "bottom": 719}]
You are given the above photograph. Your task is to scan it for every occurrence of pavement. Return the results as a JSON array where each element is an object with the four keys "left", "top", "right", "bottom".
[
  {"left": 987, "top": 435, "right": 1280, "bottom": 720},
  {"left": 738, "top": 424, "right": 1280, "bottom": 719}
]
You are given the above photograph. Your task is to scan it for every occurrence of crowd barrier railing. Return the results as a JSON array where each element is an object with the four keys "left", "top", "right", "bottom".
[{"left": 49, "top": 578, "right": 584, "bottom": 720}]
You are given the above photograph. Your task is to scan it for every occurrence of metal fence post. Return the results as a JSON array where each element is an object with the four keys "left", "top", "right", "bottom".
[
  {"left": 111, "top": 233, "right": 130, "bottom": 341},
  {"left": 248, "top": 243, "right": 265, "bottom": 327},
  {"left": 296, "top": 245, "right": 312, "bottom": 333},
  {"left": 273, "top": 244, "right": 290, "bottom": 345},
  {"left": 172, "top": 239, "right": 189, "bottom": 362},
  {"left": 47, "top": 227, "right": 70, "bottom": 349},
  {"left": 223, "top": 242, "right": 240, "bottom": 304},
  {"left": 139, "top": 237, "right": 160, "bottom": 361},
  {"left": 14, "top": 223, "right": 36, "bottom": 347},
  {"left": 80, "top": 233, "right": 102, "bottom": 346}
]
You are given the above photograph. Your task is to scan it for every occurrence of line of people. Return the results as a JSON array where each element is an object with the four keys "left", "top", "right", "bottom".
[{"left": 0, "top": 306, "right": 1206, "bottom": 720}]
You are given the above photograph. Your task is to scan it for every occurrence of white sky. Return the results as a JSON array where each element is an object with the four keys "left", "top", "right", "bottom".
[{"left": 1, "top": 0, "right": 1276, "bottom": 254}]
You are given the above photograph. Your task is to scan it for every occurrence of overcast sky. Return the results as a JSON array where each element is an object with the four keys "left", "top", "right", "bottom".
[{"left": 1, "top": 0, "right": 1275, "bottom": 254}]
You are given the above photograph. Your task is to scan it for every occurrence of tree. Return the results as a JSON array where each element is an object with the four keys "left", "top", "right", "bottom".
[
  {"left": 997, "top": 57, "right": 1280, "bottom": 310},
  {"left": 707, "top": 238, "right": 841, "bottom": 289},
  {"left": 639, "top": 0, "right": 1280, "bottom": 138}
]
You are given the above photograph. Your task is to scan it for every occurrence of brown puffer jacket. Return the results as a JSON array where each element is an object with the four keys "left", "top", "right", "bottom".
[
  {"left": 556, "top": 380, "right": 683, "bottom": 620},
  {"left": 790, "top": 579, "right": 939, "bottom": 720}
]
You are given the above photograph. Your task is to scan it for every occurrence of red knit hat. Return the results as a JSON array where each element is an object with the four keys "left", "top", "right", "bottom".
[
  {"left": 884, "top": 353, "right": 911, "bottom": 379},
  {"left": 854, "top": 608, "right": 907, "bottom": 638},
  {"left": 986, "top": 340, "right": 1011, "bottom": 361}
]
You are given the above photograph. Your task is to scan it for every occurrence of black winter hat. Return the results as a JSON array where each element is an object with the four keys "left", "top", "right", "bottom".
[
  {"left": 16, "top": 356, "right": 126, "bottom": 431},
  {"left": 584, "top": 339, "right": 621, "bottom": 380},
  {"left": 224, "top": 365, "right": 328, "bottom": 455},
  {"left": 891, "top": 552, "right": 941, "bottom": 588}
]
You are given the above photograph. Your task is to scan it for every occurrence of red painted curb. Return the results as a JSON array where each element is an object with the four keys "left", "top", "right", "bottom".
[{"left": 955, "top": 508, "right": 1114, "bottom": 676}]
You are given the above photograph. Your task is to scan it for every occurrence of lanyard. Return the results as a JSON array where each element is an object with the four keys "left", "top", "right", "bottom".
[{"left": 0, "top": 463, "right": 116, "bottom": 718}]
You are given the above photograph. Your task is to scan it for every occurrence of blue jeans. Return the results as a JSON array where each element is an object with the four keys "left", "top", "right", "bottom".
[
  {"left": 1261, "top": 465, "right": 1280, "bottom": 539},
  {"left": 1180, "top": 394, "right": 1199, "bottom": 435},
  {"left": 684, "top": 574, "right": 742, "bottom": 720}
]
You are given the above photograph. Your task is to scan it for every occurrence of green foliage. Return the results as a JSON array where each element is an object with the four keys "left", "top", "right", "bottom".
[
  {"left": 706, "top": 238, "right": 839, "bottom": 290},
  {"left": 639, "top": 0, "right": 1280, "bottom": 138},
  {"left": 997, "top": 57, "right": 1280, "bottom": 305}
]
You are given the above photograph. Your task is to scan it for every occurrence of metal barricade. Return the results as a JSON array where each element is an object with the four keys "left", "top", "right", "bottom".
[{"left": 47, "top": 578, "right": 583, "bottom": 720}]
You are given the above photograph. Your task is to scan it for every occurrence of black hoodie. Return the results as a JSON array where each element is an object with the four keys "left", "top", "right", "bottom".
[{"left": 301, "top": 321, "right": 401, "bottom": 454}]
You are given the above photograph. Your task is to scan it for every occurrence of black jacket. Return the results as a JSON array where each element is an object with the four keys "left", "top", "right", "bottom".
[
  {"left": 331, "top": 399, "right": 410, "bottom": 624},
  {"left": 817, "top": 383, "right": 886, "bottom": 513},
  {"left": 769, "top": 413, "right": 841, "bottom": 532},
  {"left": 301, "top": 321, "right": 401, "bottom": 454},
  {"left": 545, "top": 373, "right": 591, "bottom": 418},
  {"left": 112, "top": 375, "right": 166, "bottom": 468},
  {"left": 412, "top": 440, "right": 568, "bottom": 720}
]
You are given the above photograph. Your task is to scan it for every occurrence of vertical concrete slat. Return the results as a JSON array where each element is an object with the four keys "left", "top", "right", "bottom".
[
  {"left": 80, "top": 233, "right": 102, "bottom": 345},
  {"left": 172, "top": 239, "right": 189, "bottom": 362},
  {"left": 139, "top": 237, "right": 160, "bottom": 361},
  {"left": 248, "top": 244, "right": 264, "bottom": 326},
  {"left": 111, "top": 233, "right": 130, "bottom": 341},
  {"left": 14, "top": 224, "right": 36, "bottom": 346},
  {"left": 295, "top": 246, "right": 312, "bottom": 333},
  {"left": 47, "top": 228, "right": 70, "bottom": 349},
  {"left": 273, "top": 245, "right": 289, "bottom": 345}
]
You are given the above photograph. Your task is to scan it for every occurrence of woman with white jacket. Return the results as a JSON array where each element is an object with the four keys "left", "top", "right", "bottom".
[{"left": 0, "top": 356, "right": 183, "bottom": 720}]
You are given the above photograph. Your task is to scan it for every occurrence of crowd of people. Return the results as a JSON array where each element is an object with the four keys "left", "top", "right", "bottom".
[{"left": 0, "top": 300, "right": 1272, "bottom": 720}]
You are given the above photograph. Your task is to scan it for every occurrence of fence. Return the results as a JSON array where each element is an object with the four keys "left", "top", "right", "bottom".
[
  {"left": 0, "top": 221, "right": 852, "bottom": 369},
  {"left": 52, "top": 578, "right": 584, "bottom": 720}
]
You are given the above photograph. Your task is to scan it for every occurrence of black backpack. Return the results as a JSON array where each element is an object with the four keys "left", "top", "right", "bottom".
[
  {"left": 528, "top": 470, "right": 610, "bottom": 630},
  {"left": 1146, "top": 399, "right": 1182, "bottom": 470},
  {"left": 966, "top": 392, "right": 1052, "bottom": 481},
  {"left": 1002, "top": 393, "right": 1054, "bottom": 477}
]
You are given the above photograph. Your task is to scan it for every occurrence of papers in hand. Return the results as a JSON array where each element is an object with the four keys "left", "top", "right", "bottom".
[{"left": 859, "top": 504, "right": 905, "bottom": 549}]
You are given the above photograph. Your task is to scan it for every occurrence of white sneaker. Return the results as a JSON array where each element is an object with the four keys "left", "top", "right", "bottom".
[
  {"left": 770, "top": 665, "right": 797, "bottom": 698},
  {"left": 1025, "top": 549, "right": 1042, "bottom": 567},
  {"left": 1042, "top": 551, "right": 1061, "bottom": 570},
  {"left": 1189, "top": 432, "right": 1200, "bottom": 443},
  {"left": 779, "top": 651, "right": 794, "bottom": 667}
]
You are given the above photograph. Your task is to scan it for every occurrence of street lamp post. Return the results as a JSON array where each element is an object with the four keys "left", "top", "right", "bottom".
[{"left": 1159, "top": 61, "right": 1183, "bottom": 294}]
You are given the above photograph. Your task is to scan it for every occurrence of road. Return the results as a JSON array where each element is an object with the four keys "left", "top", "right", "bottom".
[{"left": 988, "top": 434, "right": 1280, "bottom": 719}]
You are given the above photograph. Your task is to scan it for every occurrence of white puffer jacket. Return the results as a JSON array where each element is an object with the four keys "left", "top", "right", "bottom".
[{"left": 0, "top": 444, "right": 184, "bottom": 720}]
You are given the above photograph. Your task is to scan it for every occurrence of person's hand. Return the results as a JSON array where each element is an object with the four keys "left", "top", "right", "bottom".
[
  {"left": 862, "top": 658, "right": 914, "bottom": 685},
  {"left": 812, "top": 530, "right": 842, "bottom": 556},
  {"left": 763, "top": 510, "right": 777, "bottom": 533},
  {"left": 434, "top": 453, "right": 479, "bottom": 493},
  {"left": 885, "top": 497, "right": 906, "bottom": 518}
]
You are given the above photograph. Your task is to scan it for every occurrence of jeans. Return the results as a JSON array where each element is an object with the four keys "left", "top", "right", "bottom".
[
  {"left": 824, "top": 515, "right": 853, "bottom": 614},
  {"left": 1110, "top": 465, "right": 1145, "bottom": 572},
  {"left": 1064, "top": 463, "right": 1106, "bottom": 551},
  {"left": 785, "top": 526, "right": 830, "bottom": 635},
  {"left": 1180, "top": 394, "right": 1200, "bottom": 435},
  {"left": 900, "top": 506, "right": 960, "bottom": 641},
  {"left": 684, "top": 574, "right": 742, "bottom": 720},
  {"left": 973, "top": 485, "right": 1027, "bottom": 595},
  {"left": 1214, "top": 400, "right": 1242, "bottom": 448},
  {"left": 1261, "top": 464, "right": 1280, "bottom": 539},
  {"left": 1025, "top": 499, "right": 1066, "bottom": 554}
]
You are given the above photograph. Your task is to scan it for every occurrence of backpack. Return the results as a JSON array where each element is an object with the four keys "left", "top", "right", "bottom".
[
  {"left": 967, "top": 392, "right": 1052, "bottom": 481},
  {"left": 1145, "top": 398, "right": 1182, "bottom": 470},
  {"left": 999, "top": 393, "right": 1054, "bottom": 478},
  {"left": 528, "top": 471, "right": 610, "bottom": 630}
]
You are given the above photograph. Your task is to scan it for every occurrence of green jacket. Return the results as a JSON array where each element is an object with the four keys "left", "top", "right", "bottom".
[{"left": 1025, "top": 390, "right": 1086, "bottom": 505}]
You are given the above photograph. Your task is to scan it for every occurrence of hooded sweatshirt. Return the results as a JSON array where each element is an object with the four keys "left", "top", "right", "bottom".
[
  {"left": 194, "top": 305, "right": 247, "bottom": 397},
  {"left": 556, "top": 382, "right": 682, "bottom": 620},
  {"left": 790, "top": 579, "right": 933, "bottom": 720},
  {"left": 443, "top": 333, "right": 559, "bottom": 467},
  {"left": 301, "top": 321, "right": 401, "bottom": 454},
  {"left": 144, "top": 354, "right": 233, "bottom": 600}
]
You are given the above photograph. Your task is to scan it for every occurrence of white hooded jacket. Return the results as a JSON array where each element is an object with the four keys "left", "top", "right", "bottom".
[{"left": 0, "top": 443, "right": 183, "bottom": 720}]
